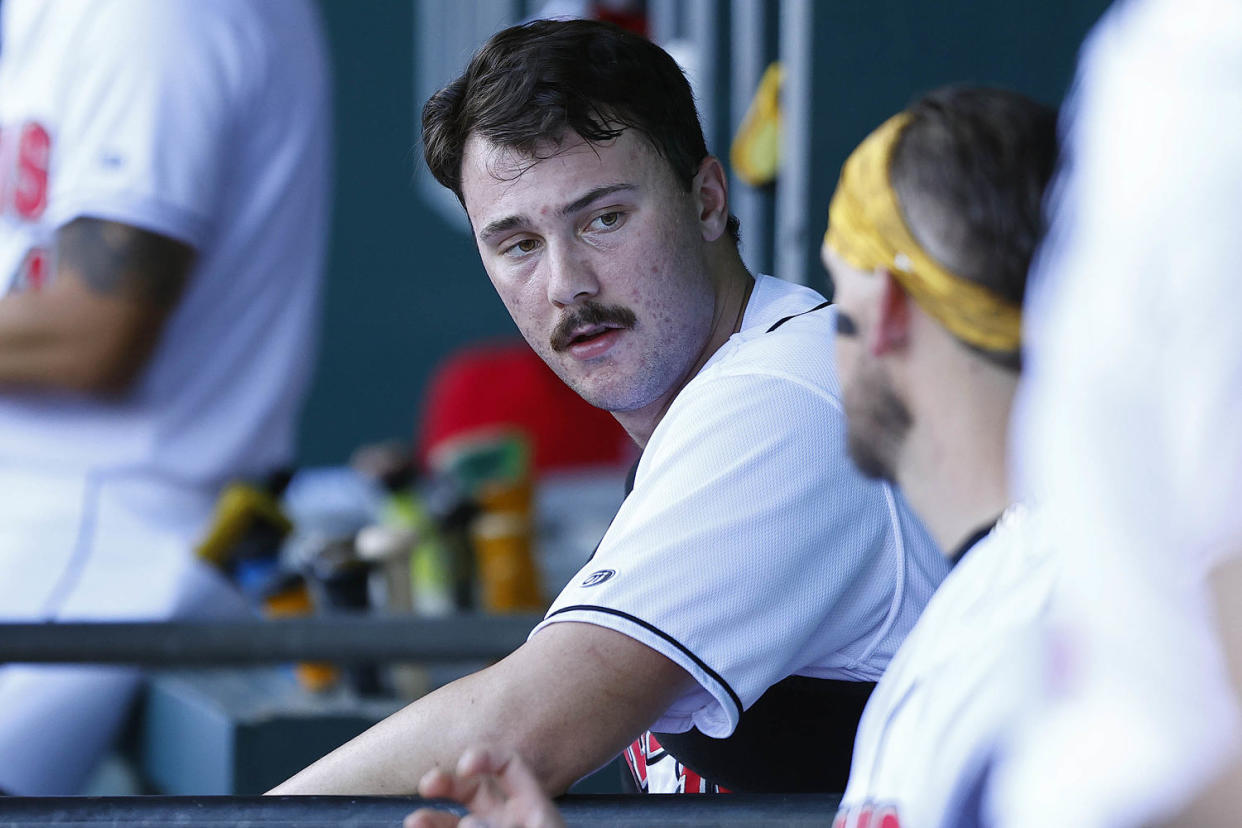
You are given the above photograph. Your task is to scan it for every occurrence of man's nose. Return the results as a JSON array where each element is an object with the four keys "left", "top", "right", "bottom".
[{"left": 545, "top": 243, "right": 600, "bottom": 307}]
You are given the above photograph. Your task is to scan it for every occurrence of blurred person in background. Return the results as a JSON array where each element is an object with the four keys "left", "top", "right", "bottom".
[
  {"left": 825, "top": 86, "right": 1057, "bottom": 828},
  {"left": 274, "top": 18, "right": 947, "bottom": 799},
  {"left": 0, "top": 0, "right": 330, "bottom": 795},
  {"left": 994, "top": 0, "right": 1242, "bottom": 825},
  {"left": 403, "top": 85, "right": 1061, "bottom": 828}
]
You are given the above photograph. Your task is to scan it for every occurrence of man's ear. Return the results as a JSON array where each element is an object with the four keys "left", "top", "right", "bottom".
[
  {"left": 871, "top": 268, "right": 912, "bottom": 356},
  {"left": 692, "top": 156, "right": 730, "bottom": 242}
]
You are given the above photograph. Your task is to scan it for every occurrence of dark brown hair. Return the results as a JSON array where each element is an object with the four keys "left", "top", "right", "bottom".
[
  {"left": 422, "top": 18, "right": 739, "bottom": 243},
  {"left": 890, "top": 85, "right": 1058, "bottom": 369}
]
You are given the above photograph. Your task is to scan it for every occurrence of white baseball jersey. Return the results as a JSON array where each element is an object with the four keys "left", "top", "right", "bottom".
[
  {"left": 533, "top": 274, "right": 949, "bottom": 791},
  {"left": 834, "top": 505, "right": 1055, "bottom": 828},
  {"left": 0, "top": 0, "right": 329, "bottom": 795},
  {"left": 996, "top": 1, "right": 1242, "bottom": 825},
  {"left": 0, "top": 0, "right": 328, "bottom": 485}
]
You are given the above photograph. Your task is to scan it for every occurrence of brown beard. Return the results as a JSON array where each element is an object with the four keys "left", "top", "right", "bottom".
[{"left": 844, "top": 361, "right": 912, "bottom": 482}]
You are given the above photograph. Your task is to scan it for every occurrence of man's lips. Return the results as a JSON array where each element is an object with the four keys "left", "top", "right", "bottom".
[
  {"left": 550, "top": 302, "right": 637, "bottom": 352},
  {"left": 566, "top": 325, "right": 625, "bottom": 359},
  {"left": 567, "top": 323, "right": 621, "bottom": 345}
]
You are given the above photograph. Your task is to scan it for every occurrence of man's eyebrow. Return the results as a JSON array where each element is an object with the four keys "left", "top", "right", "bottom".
[
  {"left": 476, "top": 184, "right": 636, "bottom": 245},
  {"left": 478, "top": 214, "right": 525, "bottom": 244},
  {"left": 559, "top": 183, "right": 635, "bottom": 218}
]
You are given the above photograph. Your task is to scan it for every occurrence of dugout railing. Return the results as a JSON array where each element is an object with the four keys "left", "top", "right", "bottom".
[
  {"left": 0, "top": 618, "right": 843, "bottom": 826},
  {"left": 0, "top": 793, "right": 841, "bottom": 827}
]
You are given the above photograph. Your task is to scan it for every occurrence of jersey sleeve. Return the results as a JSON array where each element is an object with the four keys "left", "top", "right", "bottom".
[
  {"left": 45, "top": 0, "right": 244, "bottom": 248},
  {"left": 532, "top": 367, "right": 909, "bottom": 738}
]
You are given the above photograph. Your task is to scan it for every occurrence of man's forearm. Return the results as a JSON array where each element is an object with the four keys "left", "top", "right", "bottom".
[
  {"left": 270, "top": 665, "right": 525, "bottom": 795},
  {"left": 268, "top": 622, "right": 694, "bottom": 796},
  {"left": 0, "top": 290, "right": 67, "bottom": 385},
  {"left": 0, "top": 217, "right": 192, "bottom": 394},
  {"left": 0, "top": 288, "right": 143, "bottom": 392}
]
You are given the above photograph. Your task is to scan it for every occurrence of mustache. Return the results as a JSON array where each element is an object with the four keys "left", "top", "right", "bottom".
[{"left": 550, "top": 301, "right": 637, "bottom": 352}]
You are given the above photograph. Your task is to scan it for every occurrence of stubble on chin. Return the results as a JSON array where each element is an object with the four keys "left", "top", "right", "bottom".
[{"left": 843, "top": 368, "right": 911, "bottom": 483}]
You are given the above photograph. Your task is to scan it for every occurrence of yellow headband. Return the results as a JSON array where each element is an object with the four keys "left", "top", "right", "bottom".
[{"left": 824, "top": 112, "right": 1022, "bottom": 352}]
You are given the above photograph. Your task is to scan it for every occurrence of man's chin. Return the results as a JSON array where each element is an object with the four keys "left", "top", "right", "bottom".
[
  {"left": 547, "top": 354, "right": 669, "bottom": 414},
  {"left": 563, "top": 376, "right": 659, "bottom": 415},
  {"left": 574, "top": 388, "right": 645, "bottom": 414},
  {"left": 846, "top": 438, "right": 896, "bottom": 483},
  {"left": 551, "top": 373, "right": 625, "bottom": 412}
]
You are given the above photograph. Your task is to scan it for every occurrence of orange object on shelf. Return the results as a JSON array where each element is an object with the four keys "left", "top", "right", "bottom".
[
  {"left": 263, "top": 579, "right": 339, "bottom": 692},
  {"left": 471, "top": 510, "right": 543, "bottom": 613}
]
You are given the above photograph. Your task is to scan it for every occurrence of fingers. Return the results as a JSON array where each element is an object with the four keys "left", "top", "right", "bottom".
[
  {"left": 495, "top": 752, "right": 547, "bottom": 801},
  {"left": 418, "top": 766, "right": 456, "bottom": 799},
  {"left": 471, "top": 749, "right": 565, "bottom": 828},
  {"left": 455, "top": 746, "right": 541, "bottom": 799},
  {"left": 456, "top": 746, "right": 503, "bottom": 777},
  {"left": 403, "top": 807, "right": 461, "bottom": 828},
  {"left": 412, "top": 748, "right": 564, "bottom": 828},
  {"left": 406, "top": 764, "right": 478, "bottom": 828},
  {"left": 419, "top": 764, "right": 483, "bottom": 804}
]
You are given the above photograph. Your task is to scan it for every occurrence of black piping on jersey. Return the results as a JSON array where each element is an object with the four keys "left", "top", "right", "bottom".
[
  {"left": 545, "top": 604, "right": 744, "bottom": 719},
  {"left": 765, "top": 300, "right": 832, "bottom": 333},
  {"left": 624, "top": 455, "right": 640, "bottom": 495}
]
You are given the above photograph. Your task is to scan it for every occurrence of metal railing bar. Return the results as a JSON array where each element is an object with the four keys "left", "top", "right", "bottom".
[
  {"left": 0, "top": 794, "right": 842, "bottom": 827},
  {"left": 0, "top": 615, "right": 543, "bottom": 666}
]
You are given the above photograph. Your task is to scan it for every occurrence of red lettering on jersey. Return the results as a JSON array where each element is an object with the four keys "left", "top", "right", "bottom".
[
  {"left": 21, "top": 247, "right": 51, "bottom": 291},
  {"left": 834, "top": 803, "right": 903, "bottom": 828},
  {"left": 15, "top": 122, "right": 51, "bottom": 219},
  {"left": 877, "top": 808, "right": 901, "bottom": 828}
]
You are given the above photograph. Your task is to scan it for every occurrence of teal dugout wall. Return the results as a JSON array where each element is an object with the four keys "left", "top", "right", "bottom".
[
  {"left": 297, "top": 0, "right": 1113, "bottom": 464},
  {"left": 796, "top": 1, "right": 1113, "bottom": 298},
  {"left": 298, "top": 1, "right": 514, "bottom": 465}
]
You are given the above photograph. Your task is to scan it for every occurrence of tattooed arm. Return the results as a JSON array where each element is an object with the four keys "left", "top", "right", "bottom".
[{"left": 0, "top": 217, "right": 195, "bottom": 394}]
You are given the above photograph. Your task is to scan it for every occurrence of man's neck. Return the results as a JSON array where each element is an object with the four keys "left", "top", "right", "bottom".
[
  {"left": 614, "top": 260, "right": 754, "bottom": 448},
  {"left": 897, "top": 372, "right": 1017, "bottom": 556}
]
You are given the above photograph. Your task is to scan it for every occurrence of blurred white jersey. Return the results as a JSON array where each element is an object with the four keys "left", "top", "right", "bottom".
[
  {"left": 836, "top": 505, "right": 1056, "bottom": 828},
  {"left": 0, "top": 0, "right": 329, "bottom": 489},
  {"left": 998, "top": 0, "right": 1242, "bottom": 824},
  {"left": 0, "top": 0, "right": 329, "bottom": 795}
]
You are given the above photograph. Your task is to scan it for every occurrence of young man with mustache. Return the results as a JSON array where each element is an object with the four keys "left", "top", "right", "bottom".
[{"left": 273, "top": 18, "right": 945, "bottom": 799}]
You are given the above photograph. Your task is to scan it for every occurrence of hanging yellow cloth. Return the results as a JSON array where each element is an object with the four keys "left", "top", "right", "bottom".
[{"left": 730, "top": 62, "right": 783, "bottom": 187}]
